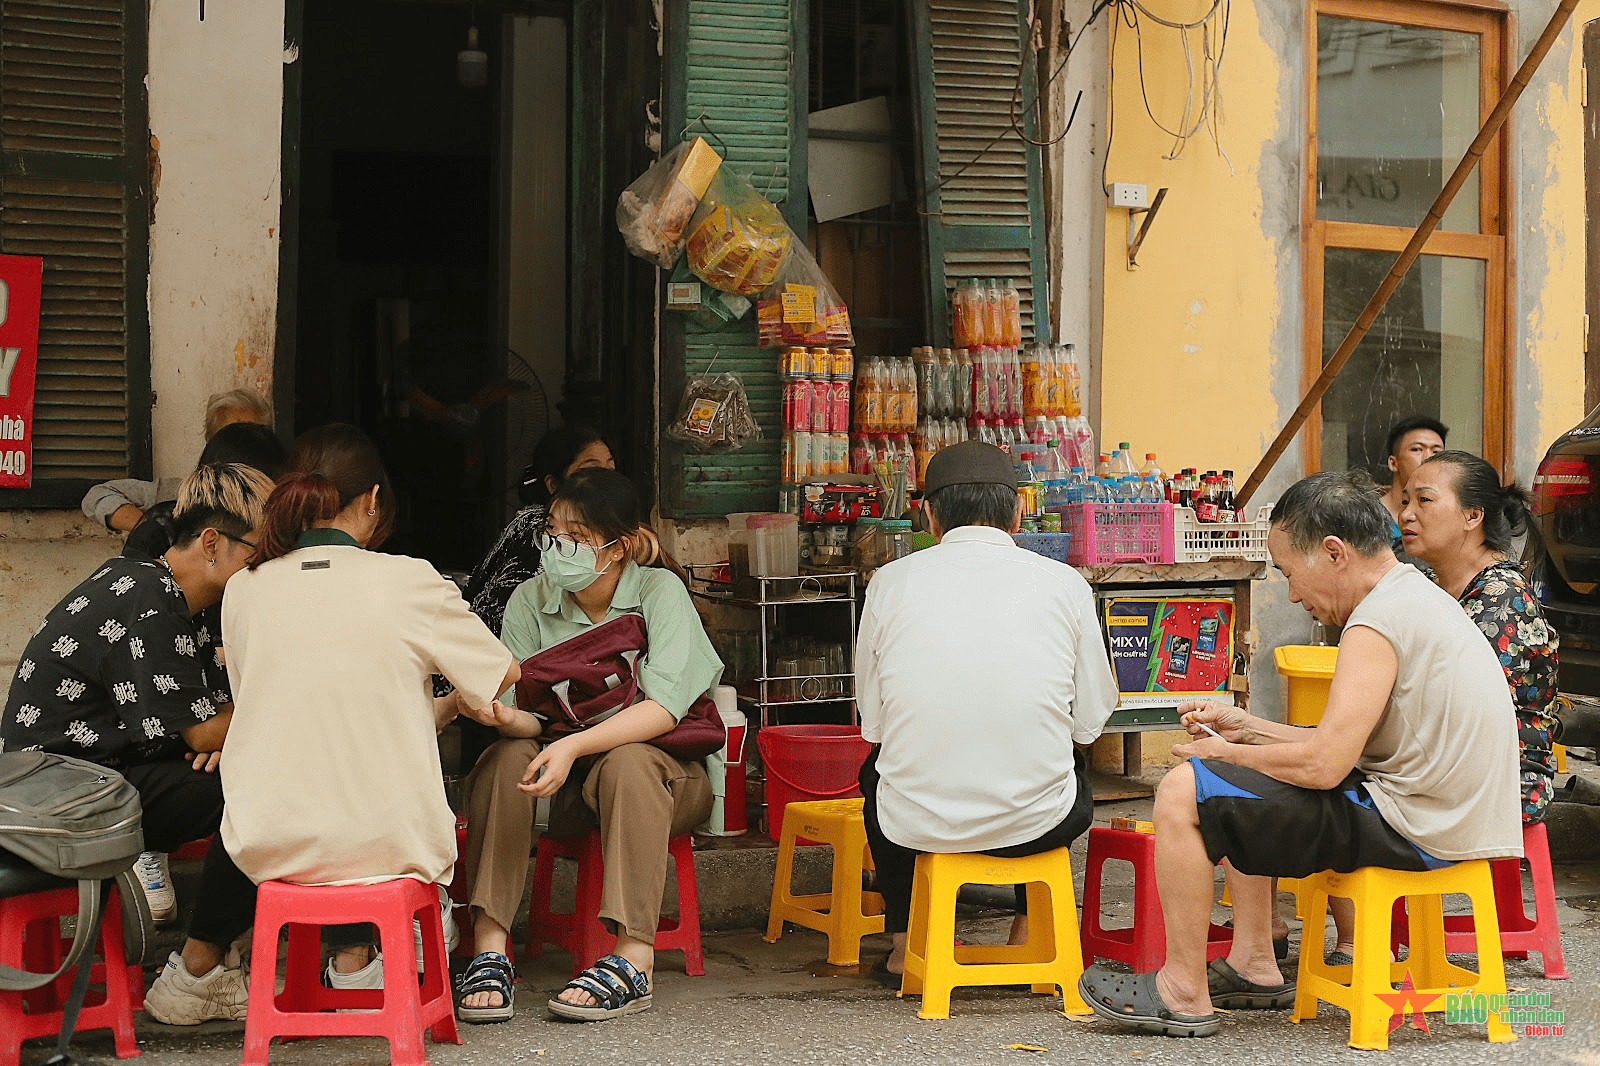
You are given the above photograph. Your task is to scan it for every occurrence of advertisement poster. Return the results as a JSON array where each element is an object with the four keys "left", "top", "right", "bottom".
[
  {"left": 1104, "top": 596, "right": 1235, "bottom": 701},
  {"left": 0, "top": 255, "right": 43, "bottom": 489}
]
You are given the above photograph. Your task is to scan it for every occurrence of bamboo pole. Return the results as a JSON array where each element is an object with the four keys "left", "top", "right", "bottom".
[{"left": 1235, "top": 0, "right": 1582, "bottom": 510}]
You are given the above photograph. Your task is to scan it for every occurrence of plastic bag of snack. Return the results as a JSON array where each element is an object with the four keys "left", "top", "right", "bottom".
[
  {"left": 755, "top": 241, "right": 854, "bottom": 349},
  {"left": 616, "top": 137, "right": 723, "bottom": 269},
  {"left": 665, "top": 258, "right": 753, "bottom": 329},
  {"left": 665, "top": 371, "right": 761, "bottom": 451},
  {"left": 685, "top": 169, "right": 794, "bottom": 296}
]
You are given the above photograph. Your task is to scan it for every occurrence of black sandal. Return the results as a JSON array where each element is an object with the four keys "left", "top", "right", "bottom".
[
  {"left": 547, "top": 953, "right": 653, "bottom": 1022},
  {"left": 1079, "top": 966, "right": 1221, "bottom": 1037},
  {"left": 456, "top": 951, "right": 515, "bottom": 1024}
]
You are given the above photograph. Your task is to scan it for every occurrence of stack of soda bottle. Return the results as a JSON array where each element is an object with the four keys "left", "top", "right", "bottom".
[
  {"left": 779, "top": 346, "right": 855, "bottom": 481},
  {"left": 1011, "top": 441, "right": 1243, "bottom": 532}
]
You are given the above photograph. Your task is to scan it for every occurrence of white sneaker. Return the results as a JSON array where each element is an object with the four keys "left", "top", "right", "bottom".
[
  {"left": 414, "top": 886, "right": 459, "bottom": 971},
  {"left": 325, "top": 952, "right": 384, "bottom": 1012},
  {"left": 134, "top": 851, "right": 177, "bottom": 923},
  {"left": 143, "top": 951, "right": 250, "bottom": 1025}
]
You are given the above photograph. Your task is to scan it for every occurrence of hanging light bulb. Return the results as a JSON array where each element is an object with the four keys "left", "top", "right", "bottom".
[{"left": 458, "top": 25, "right": 488, "bottom": 88}]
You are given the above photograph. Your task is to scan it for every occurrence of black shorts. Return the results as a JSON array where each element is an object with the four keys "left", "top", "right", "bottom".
[{"left": 1190, "top": 759, "right": 1448, "bottom": 878}]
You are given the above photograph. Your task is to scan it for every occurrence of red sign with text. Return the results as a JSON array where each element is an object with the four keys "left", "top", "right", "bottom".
[{"left": 0, "top": 255, "right": 42, "bottom": 489}]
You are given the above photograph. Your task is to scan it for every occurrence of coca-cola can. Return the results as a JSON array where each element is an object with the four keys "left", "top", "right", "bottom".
[
  {"left": 830, "top": 379, "right": 851, "bottom": 434},
  {"left": 809, "top": 379, "right": 830, "bottom": 434},
  {"left": 790, "top": 379, "right": 813, "bottom": 433}
]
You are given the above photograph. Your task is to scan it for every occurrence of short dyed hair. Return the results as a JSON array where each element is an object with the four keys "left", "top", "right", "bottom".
[
  {"left": 170, "top": 463, "right": 274, "bottom": 548},
  {"left": 1269, "top": 470, "right": 1393, "bottom": 558}
]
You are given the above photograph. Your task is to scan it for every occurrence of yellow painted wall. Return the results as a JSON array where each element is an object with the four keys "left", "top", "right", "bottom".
[
  {"left": 1099, "top": 0, "right": 1594, "bottom": 484},
  {"left": 1098, "top": 0, "right": 1289, "bottom": 481},
  {"left": 1522, "top": 5, "right": 1597, "bottom": 471}
]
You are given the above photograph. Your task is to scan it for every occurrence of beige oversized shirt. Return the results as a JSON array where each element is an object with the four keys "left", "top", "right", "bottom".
[{"left": 219, "top": 533, "right": 515, "bottom": 886}]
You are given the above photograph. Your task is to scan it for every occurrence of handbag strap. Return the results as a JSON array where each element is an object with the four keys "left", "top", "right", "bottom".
[{"left": 42, "top": 880, "right": 110, "bottom": 1066}]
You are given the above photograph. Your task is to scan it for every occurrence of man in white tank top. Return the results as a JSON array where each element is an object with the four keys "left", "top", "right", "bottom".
[{"left": 1081, "top": 470, "right": 1522, "bottom": 1039}]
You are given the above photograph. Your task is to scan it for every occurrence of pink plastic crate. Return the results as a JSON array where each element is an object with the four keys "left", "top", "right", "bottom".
[{"left": 1065, "top": 502, "right": 1175, "bottom": 565}]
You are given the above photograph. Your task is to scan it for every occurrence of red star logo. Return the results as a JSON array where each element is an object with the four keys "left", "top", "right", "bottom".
[{"left": 1373, "top": 971, "right": 1444, "bottom": 1034}]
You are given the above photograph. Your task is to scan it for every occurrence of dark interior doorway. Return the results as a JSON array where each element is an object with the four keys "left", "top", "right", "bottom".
[{"left": 284, "top": 0, "right": 553, "bottom": 570}]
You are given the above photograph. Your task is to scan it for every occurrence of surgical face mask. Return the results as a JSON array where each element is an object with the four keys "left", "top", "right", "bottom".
[{"left": 539, "top": 532, "right": 619, "bottom": 592}]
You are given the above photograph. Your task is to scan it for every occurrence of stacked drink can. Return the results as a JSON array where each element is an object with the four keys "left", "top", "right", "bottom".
[{"left": 780, "top": 346, "right": 854, "bottom": 481}]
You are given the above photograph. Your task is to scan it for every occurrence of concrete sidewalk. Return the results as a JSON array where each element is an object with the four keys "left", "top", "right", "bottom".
[{"left": 20, "top": 799, "right": 1600, "bottom": 1066}]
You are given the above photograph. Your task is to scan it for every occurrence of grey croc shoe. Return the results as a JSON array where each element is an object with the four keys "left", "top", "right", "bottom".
[
  {"left": 1206, "top": 957, "right": 1296, "bottom": 1009},
  {"left": 1079, "top": 966, "right": 1221, "bottom": 1037}
]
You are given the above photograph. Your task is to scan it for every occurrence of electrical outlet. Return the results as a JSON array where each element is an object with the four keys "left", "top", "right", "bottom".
[{"left": 1109, "top": 182, "right": 1149, "bottom": 209}]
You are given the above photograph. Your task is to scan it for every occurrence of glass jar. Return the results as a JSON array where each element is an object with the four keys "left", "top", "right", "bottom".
[
  {"left": 883, "top": 519, "right": 914, "bottom": 560},
  {"left": 853, "top": 518, "right": 883, "bottom": 569}
]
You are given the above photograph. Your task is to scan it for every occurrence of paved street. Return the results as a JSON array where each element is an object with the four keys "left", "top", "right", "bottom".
[{"left": 22, "top": 851, "right": 1600, "bottom": 1066}]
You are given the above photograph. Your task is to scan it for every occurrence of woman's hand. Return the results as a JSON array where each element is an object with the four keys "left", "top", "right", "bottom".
[
  {"left": 518, "top": 740, "right": 576, "bottom": 798},
  {"left": 461, "top": 699, "right": 518, "bottom": 730}
]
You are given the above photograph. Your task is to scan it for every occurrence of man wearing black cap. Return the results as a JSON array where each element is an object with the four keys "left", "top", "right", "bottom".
[{"left": 855, "top": 441, "right": 1118, "bottom": 987}]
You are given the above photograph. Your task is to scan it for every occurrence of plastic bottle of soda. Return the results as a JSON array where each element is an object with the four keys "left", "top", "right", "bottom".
[
  {"left": 951, "top": 281, "right": 973, "bottom": 351},
  {"left": 983, "top": 279, "right": 1005, "bottom": 347},
  {"left": 1218, "top": 470, "right": 1238, "bottom": 524},
  {"left": 1000, "top": 279, "right": 1022, "bottom": 348},
  {"left": 1022, "top": 345, "right": 1043, "bottom": 418}
]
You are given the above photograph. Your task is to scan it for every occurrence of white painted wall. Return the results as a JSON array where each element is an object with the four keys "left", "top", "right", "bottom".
[{"left": 146, "top": 0, "right": 287, "bottom": 476}]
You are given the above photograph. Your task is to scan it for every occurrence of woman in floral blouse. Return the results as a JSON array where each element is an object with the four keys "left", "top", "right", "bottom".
[{"left": 1400, "top": 450, "right": 1557, "bottom": 822}]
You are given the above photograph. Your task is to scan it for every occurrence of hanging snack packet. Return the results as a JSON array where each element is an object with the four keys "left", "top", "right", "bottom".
[
  {"left": 666, "top": 371, "right": 761, "bottom": 451},
  {"left": 756, "top": 241, "right": 854, "bottom": 349},
  {"left": 685, "top": 169, "right": 794, "bottom": 296},
  {"left": 666, "top": 258, "right": 753, "bottom": 329},
  {"left": 616, "top": 137, "right": 724, "bottom": 269}
]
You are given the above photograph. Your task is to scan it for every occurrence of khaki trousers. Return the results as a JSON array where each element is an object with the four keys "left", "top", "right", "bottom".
[{"left": 460, "top": 739, "right": 712, "bottom": 945}]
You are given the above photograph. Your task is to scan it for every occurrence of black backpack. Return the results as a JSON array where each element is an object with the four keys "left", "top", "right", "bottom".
[{"left": 0, "top": 751, "right": 144, "bottom": 991}]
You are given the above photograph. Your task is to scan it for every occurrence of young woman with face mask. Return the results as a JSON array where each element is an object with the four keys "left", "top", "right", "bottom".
[
  {"left": 455, "top": 469, "right": 721, "bottom": 1024},
  {"left": 1399, "top": 450, "right": 1557, "bottom": 823}
]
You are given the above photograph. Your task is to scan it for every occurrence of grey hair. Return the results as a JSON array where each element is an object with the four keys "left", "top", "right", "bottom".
[
  {"left": 204, "top": 387, "right": 273, "bottom": 441},
  {"left": 1269, "top": 470, "right": 1394, "bottom": 558},
  {"left": 925, "top": 482, "right": 1017, "bottom": 531}
]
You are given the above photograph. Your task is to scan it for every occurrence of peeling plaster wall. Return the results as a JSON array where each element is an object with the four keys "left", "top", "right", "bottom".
[
  {"left": 3, "top": 9, "right": 286, "bottom": 705},
  {"left": 1514, "top": 1, "right": 1596, "bottom": 479},
  {"left": 146, "top": 1, "right": 286, "bottom": 476}
]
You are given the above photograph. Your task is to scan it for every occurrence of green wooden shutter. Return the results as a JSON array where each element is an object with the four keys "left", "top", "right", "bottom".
[
  {"left": 0, "top": 0, "right": 150, "bottom": 503},
  {"left": 910, "top": 0, "right": 1050, "bottom": 348},
  {"left": 659, "top": 0, "right": 807, "bottom": 518}
]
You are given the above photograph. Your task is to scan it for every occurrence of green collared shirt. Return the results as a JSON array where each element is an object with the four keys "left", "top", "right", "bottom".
[
  {"left": 499, "top": 563, "right": 723, "bottom": 721},
  {"left": 296, "top": 528, "right": 364, "bottom": 550}
]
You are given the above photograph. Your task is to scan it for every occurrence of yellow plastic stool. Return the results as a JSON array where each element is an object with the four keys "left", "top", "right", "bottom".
[
  {"left": 1292, "top": 862, "right": 1515, "bottom": 1050},
  {"left": 1275, "top": 644, "right": 1338, "bottom": 726},
  {"left": 764, "top": 798, "right": 884, "bottom": 966},
  {"left": 900, "top": 848, "right": 1090, "bottom": 1020},
  {"left": 1554, "top": 743, "right": 1567, "bottom": 773}
]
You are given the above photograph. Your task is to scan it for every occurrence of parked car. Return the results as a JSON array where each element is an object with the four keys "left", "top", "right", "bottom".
[{"left": 1531, "top": 404, "right": 1600, "bottom": 696}]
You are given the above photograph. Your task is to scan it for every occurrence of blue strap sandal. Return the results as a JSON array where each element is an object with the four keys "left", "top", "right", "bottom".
[
  {"left": 456, "top": 951, "right": 516, "bottom": 1024},
  {"left": 547, "top": 953, "right": 653, "bottom": 1022}
]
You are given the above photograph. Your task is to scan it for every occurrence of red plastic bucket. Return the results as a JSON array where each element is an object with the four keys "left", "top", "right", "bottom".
[{"left": 757, "top": 724, "right": 871, "bottom": 843}]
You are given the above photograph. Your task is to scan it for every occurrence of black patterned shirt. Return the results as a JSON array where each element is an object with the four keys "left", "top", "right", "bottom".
[{"left": 1, "top": 556, "right": 231, "bottom": 767}]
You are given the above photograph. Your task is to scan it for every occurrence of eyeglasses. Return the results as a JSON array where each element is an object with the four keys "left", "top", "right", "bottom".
[
  {"left": 534, "top": 531, "right": 617, "bottom": 558},
  {"left": 223, "top": 533, "right": 258, "bottom": 551}
]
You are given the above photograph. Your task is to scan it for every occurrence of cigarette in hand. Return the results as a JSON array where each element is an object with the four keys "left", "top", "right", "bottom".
[{"left": 1195, "top": 721, "right": 1224, "bottom": 740}]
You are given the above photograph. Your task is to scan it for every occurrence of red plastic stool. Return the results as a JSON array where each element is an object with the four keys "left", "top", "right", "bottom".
[
  {"left": 527, "top": 832, "right": 704, "bottom": 978},
  {"left": 241, "top": 878, "right": 461, "bottom": 1066},
  {"left": 1391, "top": 820, "right": 1567, "bottom": 979},
  {"left": 1080, "top": 827, "right": 1233, "bottom": 972},
  {"left": 0, "top": 884, "right": 142, "bottom": 1066}
]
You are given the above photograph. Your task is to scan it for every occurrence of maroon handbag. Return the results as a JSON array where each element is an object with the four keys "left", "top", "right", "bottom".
[{"left": 514, "top": 613, "right": 726, "bottom": 760}]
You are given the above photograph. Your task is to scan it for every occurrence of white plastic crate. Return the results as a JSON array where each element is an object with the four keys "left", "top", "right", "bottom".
[{"left": 1171, "top": 505, "right": 1273, "bottom": 563}]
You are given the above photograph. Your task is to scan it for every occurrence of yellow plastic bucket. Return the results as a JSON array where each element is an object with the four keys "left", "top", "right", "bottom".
[{"left": 1274, "top": 644, "right": 1338, "bottom": 726}]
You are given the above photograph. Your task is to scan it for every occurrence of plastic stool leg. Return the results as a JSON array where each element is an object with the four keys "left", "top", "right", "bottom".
[
  {"left": 241, "top": 911, "right": 285, "bottom": 1066},
  {"left": 1079, "top": 844, "right": 1106, "bottom": 968},
  {"left": 670, "top": 838, "right": 705, "bottom": 976},
  {"left": 1524, "top": 825, "right": 1567, "bottom": 979},
  {"left": 764, "top": 820, "right": 799, "bottom": 944},
  {"left": 1347, "top": 886, "right": 1401, "bottom": 1050},
  {"left": 914, "top": 862, "right": 959, "bottom": 1021}
]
